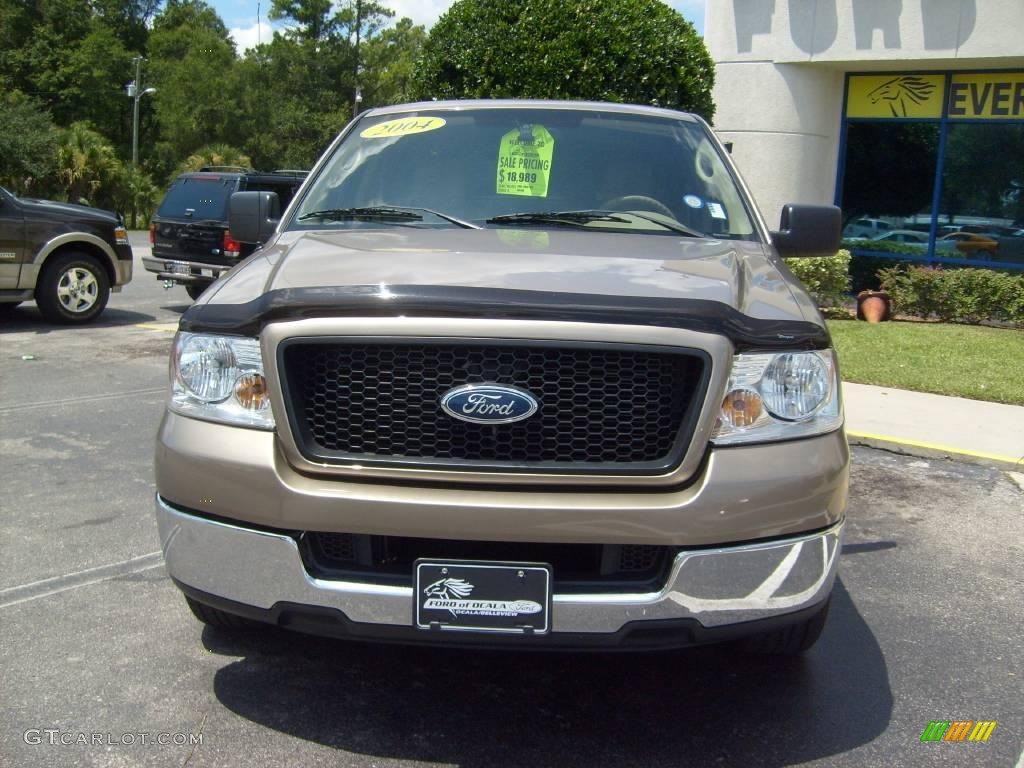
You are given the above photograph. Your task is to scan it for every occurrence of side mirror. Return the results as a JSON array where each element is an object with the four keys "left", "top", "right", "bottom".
[
  {"left": 229, "top": 191, "right": 280, "bottom": 245},
  {"left": 771, "top": 204, "right": 842, "bottom": 258}
]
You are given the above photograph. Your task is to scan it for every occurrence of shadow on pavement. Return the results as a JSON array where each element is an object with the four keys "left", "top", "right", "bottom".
[
  {"left": 0, "top": 305, "right": 160, "bottom": 332},
  {"left": 205, "top": 579, "right": 891, "bottom": 766}
]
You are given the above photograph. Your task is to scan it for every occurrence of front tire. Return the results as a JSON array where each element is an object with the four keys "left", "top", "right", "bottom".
[
  {"left": 738, "top": 597, "right": 831, "bottom": 655},
  {"left": 185, "top": 283, "right": 207, "bottom": 301},
  {"left": 36, "top": 252, "right": 110, "bottom": 324}
]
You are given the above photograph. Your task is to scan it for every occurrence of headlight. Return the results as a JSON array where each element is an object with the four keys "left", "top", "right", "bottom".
[
  {"left": 712, "top": 350, "right": 841, "bottom": 445},
  {"left": 169, "top": 333, "right": 274, "bottom": 429}
]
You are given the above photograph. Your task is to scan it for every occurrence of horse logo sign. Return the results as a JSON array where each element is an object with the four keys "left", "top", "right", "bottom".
[
  {"left": 847, "top": 74, "right": 945, "bottom": 119},
  {"left": 867, "top": 76, "right": 939, "bottom": 117}
]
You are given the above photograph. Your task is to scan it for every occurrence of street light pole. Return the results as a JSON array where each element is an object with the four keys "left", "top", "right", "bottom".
[
  {"left": 127, "top": 57, "right": 156, "bottom": 228},
  {"left": 129, "top": 56, "right": 155, "bottom": 168},
  {"left": 352, "top": 0, "right": 362, "bottom": 117}
]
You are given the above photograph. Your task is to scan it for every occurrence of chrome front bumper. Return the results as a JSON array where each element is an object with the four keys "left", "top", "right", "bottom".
[{"left": 156, "top": 495, "right": 842, "bottom": 634}]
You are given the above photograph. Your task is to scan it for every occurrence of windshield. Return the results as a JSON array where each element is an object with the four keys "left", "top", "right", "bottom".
[
  {"left": 156, "top": 175, "right": 237, "bottom": 220},
  {"left": 290, "top": 107, "right": 759, "bottom": 240}
]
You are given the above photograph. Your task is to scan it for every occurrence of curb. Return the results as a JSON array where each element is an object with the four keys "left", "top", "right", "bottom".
[{"left": 847, "top": 430, "right": 1024, "bottom": 471}]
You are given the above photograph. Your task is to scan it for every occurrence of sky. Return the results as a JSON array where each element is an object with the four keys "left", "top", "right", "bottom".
[{"left": 212, "top": 0, "right": 706, "bottom": 52}]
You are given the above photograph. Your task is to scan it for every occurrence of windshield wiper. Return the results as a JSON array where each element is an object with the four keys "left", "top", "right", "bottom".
[
  {"left": 617, "top": 210, "right": 704, "bottom": 237},
  {"left": 297, "top": 206, "right": 424, "bottom": 222},
  {"left": 381, "top": 205, "right": 481, "bottom": 229},
  {"left": 487, "top": 210, "right": 630, "bottom": 227},
  {"left": 486, "top": 209, "right": 703, "bottom": 236},
  {"left": 297, "top": 205, "right": 480, "bottom": 229}
]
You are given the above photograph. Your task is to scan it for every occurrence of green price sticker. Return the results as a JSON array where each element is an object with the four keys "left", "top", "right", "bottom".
[{"left": 496, "top": 125, "right": 554, "bottom": 197}]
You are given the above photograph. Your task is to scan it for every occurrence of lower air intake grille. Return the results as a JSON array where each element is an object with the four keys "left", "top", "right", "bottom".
[{"left": 302, "top": 533, "right": 674, "bottom": 593}]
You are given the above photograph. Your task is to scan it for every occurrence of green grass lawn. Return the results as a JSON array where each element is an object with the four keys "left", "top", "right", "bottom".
[{"left": 827, "top": 320, "right": 1024, "bottom": 405}]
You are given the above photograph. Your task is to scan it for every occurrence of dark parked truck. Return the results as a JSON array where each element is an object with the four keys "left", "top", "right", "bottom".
[
  {"left": 143, "top": 168, "right": 306, "bottom": 300},
  {"left": 0, "top": 186, "right": 133, "bottom": 323},
  {"left": 155, "top": 101, "right": 848, "bottom": 653}
]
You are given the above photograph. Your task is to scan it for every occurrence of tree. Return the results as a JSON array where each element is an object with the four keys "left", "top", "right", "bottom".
[
  {"left": 840, "top": 123, "right": 939, "bottom": 226},
  {"left": 148, "top": 1, "right": 241, "bottom": 159},
  {"left": 115, "top": 164, "right": 161, "bottom": 227},
  {"left": 175, "top": 144, "right": 253, "bottom": 175},
  {"left": 92, "top": 0, "right": 163, "bottom": 52},
  {"left": 235, "top": 0, "right": 397, "bottom": 171},
  {"left": 52, "top": 122, "right": 126, "bottom": 207},
  {"left": 0, "top": 2, "right": 136, "bottom": 153},
  {"left": 940, "top": 124, "right": 1024, "bottom": 223},
  {"left": 411, "top": 0, "right": 715, "bottom": 119},
  {"left": 235, "top": 39, "right": 350, "bottom": 170},
  {"left": 361, "top": 17, "right": 427, "bottom": 107},
  {"left": 0, "top": 93, "right": 60, "bottom": 192}
]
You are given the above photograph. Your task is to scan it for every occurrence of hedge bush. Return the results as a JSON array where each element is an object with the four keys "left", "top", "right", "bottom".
[
  {"left": 848, "top": 253, "right": 895, "bottom": 293},
  {"left": 784, "top": 249, "right": 851, "bottom": 309},
  {"left": 842, "top": 238, "right": 925, "bottom": 257},
  {"left": 411, "top": 0, "right": 715, "bottom": 118},
  {"left": 842, "top": 239, "right": 923, "bottom": 292},
  {"left": 878, "top": 265, "right": 1024, "bottom": 326}
]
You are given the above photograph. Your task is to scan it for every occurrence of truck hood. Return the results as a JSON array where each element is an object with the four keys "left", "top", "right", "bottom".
[
  {"left": 215, "top": 228, "right": 816, "bottom": 323},
  {"left": 18, "top": 196, "right": 120, "bottom": 224},
  {"left": 187, "top": 228, "right": 826, "bottom": 350}
]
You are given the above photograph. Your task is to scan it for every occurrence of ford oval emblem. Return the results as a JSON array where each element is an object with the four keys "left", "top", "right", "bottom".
[{"left": 440, "top": 384, "right": 539, "bottom": 425}]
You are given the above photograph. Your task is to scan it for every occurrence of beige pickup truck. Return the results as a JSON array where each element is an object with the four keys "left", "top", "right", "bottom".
[{"left": 154, "top": 100, "right": 848, "bottom": 653}]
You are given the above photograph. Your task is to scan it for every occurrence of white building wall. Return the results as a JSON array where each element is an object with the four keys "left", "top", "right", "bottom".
[{"left": 705, "top": 0, "right": 1024, "bottom": 221}]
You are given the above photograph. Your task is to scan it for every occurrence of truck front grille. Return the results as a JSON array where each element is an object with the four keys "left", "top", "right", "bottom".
[
  {"left": 279, "top": 341, "right": 706, "bottom": 473},
  {"left": 302, "top": 533, "right": 674, "bottom": 593}
]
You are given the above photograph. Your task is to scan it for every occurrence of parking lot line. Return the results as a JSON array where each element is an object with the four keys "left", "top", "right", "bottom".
[
  {"left": 0, "top": 386, "right": 166, "bottom": 414},
  {"left": 847, "top": 429, "right": 1024, "bottom": 468},
  {"left": 135, "top": 321, "right": 180, "bottom": 332},
  {"left": 0, "top": 552, "right": 164, "bottom": 609}
]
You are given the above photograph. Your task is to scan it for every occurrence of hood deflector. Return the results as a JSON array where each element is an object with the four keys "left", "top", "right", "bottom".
[{"left": 179, "top": 284, "right": 829, "bottom": 352}]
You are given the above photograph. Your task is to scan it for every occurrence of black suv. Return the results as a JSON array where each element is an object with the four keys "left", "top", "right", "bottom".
[
  {"left": 0, "top": 186, "right": 133, "bottom": 324},
  {"left": 143, "top": 167, "right": 306, "bottom": 299}
]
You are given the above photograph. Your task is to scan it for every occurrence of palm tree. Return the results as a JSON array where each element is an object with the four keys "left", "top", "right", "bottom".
[{"left": 54, "top": 122, "right": 123, "bottom": 207}]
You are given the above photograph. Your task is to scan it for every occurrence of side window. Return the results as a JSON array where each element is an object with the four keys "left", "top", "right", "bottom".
[{"left": 243, "top": 179, "right": 303, "bottom": 210}]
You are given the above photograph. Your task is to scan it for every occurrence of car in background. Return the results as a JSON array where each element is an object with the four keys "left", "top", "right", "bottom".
[
  {"left": 938, "top": 231, "right": 998, "bottom": 256},
  {"left": 0, "top": 186, "right": 132, "bottom": 324},
  {"left": 865, "top": 229, "right": 961, "bottom": 255},
  {"left": 143, "top": 168, "right": 307, "bottom": 299},
  {"left": 870, "top": 229, "right": 929, "bottom": 245},
  {"left": 843, "top": 217, "right": 892, "bottom": 239}
]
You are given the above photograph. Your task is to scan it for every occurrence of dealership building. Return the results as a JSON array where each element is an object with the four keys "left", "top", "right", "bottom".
[{"left": 706, "top": 0, "right": 1024, "bottom": 268}]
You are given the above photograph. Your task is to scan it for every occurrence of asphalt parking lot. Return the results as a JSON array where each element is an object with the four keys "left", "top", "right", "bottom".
[{"left": 1, "top": 242, "right": 1022, "bottom": 767}]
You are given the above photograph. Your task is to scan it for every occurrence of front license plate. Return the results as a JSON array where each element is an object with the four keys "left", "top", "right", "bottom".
[{"left": 414, "top": 560, "right": 552, "bottom": 635}]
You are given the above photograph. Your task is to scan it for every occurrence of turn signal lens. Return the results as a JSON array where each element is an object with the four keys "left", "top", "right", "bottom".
[
  {"left": 234, "top": 373, "right": 270, "bottom": 411},
  {"left": 721, "top": 388, "right": 762, "bottom": 428}
]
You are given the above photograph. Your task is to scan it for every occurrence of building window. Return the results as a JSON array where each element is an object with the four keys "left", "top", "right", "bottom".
[{"left": 837, "top": 71, "right": 1024, "bottom": 273}]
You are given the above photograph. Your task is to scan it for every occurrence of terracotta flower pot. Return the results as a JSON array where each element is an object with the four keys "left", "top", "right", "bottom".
[{"left": 857, "top": 290, "right": 891, "bottom": 323}]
